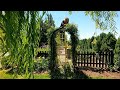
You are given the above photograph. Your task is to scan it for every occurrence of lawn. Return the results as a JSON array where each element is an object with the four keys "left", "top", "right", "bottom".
[{"left": 0, "top": 69, "right": 50, "bottom": 79}]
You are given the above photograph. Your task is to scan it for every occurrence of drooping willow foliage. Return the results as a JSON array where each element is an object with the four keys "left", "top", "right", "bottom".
[
  {"left": 85, "top": 11, "right": 118, "bottom": 34},
  {"left": 0, "top": 11, "right": 45, "bottom": 78},
  {"left": 69, "top": 11, "right": 118, "bottom": 34},
  {"left": 49, "top": 24, "right": 78, "bottom": 79}
]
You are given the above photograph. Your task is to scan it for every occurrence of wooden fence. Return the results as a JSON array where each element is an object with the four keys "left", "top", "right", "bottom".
[
  {"left": 36, "top": 49, "right": 114, "bottom": 69},
  {"left": 36, "top": 51, "right": 49, "bottom": 58},
  {"left": 76, "top": 51, "right": 114, "bottom": 68}
]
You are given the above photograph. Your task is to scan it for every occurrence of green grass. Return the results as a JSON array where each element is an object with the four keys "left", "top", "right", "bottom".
[
  {"left": 37, "top": 47, "right": 49, "bottom": 52},
  {"left": 0, "top": 69, "right": 13, "bottom": 79},
  {"left": 33, "top": 74, "right": 50, "bottom": 79},
  {"left": 0, "top": 69, "right": 50, "bottom": 79}
]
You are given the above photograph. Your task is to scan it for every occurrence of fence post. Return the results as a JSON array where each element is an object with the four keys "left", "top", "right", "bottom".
[
  {"left": 110, "top": 50, "right": 114, "bottom": 66},
  {"left": 84, "top": 51, "right": 85, "bottom": 66},
  {"left": 81, "top": 51, "right": 83, "bottom": 67},
  {"left": 78, "top": 51, "right": 80, "bottom": 67},
  {"left": 87, "top": 51, "right": 88, "bottom": 67},
  {"left": 105, "top": 52, "right": 108, "bottom": 68},
  {"left": 93, "top": 52, "right": 95, "bottom": 67},
  {"left": 102, "top": 52, "right": 104, "bottom": 68}
]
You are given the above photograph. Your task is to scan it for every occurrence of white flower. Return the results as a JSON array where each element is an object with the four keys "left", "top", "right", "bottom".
[
  {"left": 4, "top": 52, "right": 9, "bottom": 56},
  {"left": 42, "top": 57, "right": 45, "bottom": 59},
  {"left": 2, "top": 11, "right": 5, "bottom": 16}
]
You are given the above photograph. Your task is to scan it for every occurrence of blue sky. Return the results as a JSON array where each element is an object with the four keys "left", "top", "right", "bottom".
[{"left": 41, "top": 11, "right": 120, "bottom": 39}]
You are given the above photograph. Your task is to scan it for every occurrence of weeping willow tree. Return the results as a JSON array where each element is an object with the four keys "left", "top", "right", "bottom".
[{"left": 0, "top": 11, "right": 46, "bottom": 78}]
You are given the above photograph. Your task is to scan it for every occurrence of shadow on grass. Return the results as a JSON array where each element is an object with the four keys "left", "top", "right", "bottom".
[{"left": 72, "top": 67, "right": 90, "bottom": 79}]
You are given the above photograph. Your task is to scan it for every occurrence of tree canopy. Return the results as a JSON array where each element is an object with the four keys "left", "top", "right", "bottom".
[{"left": 78, "top": 32, "right": 117, "bottom": 53}]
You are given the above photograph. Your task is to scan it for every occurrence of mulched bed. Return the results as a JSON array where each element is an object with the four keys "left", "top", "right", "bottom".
[{"left": 77, "top": 67, "right": 120, "bottom": 79}]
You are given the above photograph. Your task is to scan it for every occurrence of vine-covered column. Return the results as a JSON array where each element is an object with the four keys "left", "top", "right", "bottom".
[{"left": 49, "top": 24, "right": 78, "bottom": 79}]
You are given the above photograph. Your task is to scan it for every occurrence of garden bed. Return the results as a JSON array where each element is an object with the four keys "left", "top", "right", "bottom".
[{"left": 81, "top": 69, "right": 120, "bottom": 79}]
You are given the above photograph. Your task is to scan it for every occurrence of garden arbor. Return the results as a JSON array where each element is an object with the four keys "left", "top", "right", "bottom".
[{"left": 49, "top": 24, "right": 78, "bottom": 79}]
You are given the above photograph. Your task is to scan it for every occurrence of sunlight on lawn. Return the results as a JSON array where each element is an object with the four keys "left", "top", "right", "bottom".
[{"left": 0, "top": 69, "right": 50, "bottom": 79}]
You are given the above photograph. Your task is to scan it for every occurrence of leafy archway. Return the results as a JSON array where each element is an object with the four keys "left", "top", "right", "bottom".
[{"left": 49, "top": 24, "right": 78, "bottom": 79}]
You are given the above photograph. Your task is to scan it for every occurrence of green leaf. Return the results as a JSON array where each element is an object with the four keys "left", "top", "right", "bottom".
[{"left": 68, "top": 11, "right": 72, "bottom": 15}]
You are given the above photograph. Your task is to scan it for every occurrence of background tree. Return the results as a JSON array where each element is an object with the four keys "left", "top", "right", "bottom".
[
  {"left": 99, "top": 33, "right": 107, "bottom": 51},
  {"left": 78, "top": 32, "right": 117, "bottom": 53},
  {"left": 39, "top": 13, "right": 55, "bottom": 47},
  {"left": 114, "top": 37, "right": 120, "bottom": 70},
  {"left": 94, "top": 36, "right": 101, "bottom": 52},
  {"left": 99, "top": 32, "right": 116, "bottom": 52},
  {"left": 91, "top": 36, "right": 97, "bottom": 52},
  {"left": 106, "top": 32, "right": 117, "bottom": 50}
]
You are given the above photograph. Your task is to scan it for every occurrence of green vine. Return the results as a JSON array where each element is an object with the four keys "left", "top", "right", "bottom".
[{"left": 49, "top": 24, "right": 78, "bottom": 79}]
